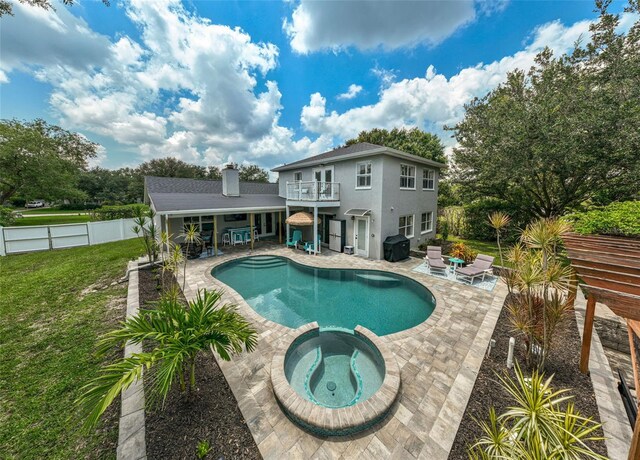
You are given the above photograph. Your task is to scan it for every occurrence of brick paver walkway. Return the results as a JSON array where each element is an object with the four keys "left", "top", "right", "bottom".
[{"left": 182, "top": 244, "right": 508, "bottom": 459}]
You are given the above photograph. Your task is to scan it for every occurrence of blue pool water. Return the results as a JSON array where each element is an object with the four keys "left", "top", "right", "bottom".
[
  {"left": 285, "top": 329, "right": 384, "bottom": 408},
  {"left": 211, "top": 255, "right": 435, "bottom": 336}
]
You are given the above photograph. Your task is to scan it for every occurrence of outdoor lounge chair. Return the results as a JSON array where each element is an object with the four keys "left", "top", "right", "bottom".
[
  {"left": 304, "top": 235, "right": 321, "bottom": 255},
  {"left": 455, "top": 254, "right": 495, "bottom": 284},
  {"left": 425, "top": 246, "right": 448, "bottom": 275},
  {"left": 286, "top": 230, "right": 303, "bottom": 248}
]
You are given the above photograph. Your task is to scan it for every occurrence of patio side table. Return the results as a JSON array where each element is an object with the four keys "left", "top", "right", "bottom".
[{"left": 448, "top": 257, "right": 465, "bottom": 273}]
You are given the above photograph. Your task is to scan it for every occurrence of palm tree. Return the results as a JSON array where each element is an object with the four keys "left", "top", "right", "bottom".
[
  {"left": 488, "top": 211, "right": 511, "bottom": 269},
  {"left": 76, "top": 289, "right": 257, "bottom": 430},
  {"left": 179, "top": 223, "right": 202, "bottom": 291},
  {"left": 132, "top": 207, "right": 159, "bottom": 263}
]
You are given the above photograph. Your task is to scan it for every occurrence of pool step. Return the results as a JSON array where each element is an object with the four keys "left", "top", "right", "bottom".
[
  {"left": 355, "top": 273, "right": 401, "bottom": 287},
  {"left": 234, "top": 257, "right": 287, "bottom": 270}
]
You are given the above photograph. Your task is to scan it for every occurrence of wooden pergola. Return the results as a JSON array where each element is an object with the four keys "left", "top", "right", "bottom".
[{"left": 563, "top": 233, "right": 640, "bottom": 460}]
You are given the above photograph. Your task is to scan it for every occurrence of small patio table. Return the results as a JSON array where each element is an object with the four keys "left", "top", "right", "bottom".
[{"left": 448, "top": 257, "right": 465, "bottom": 273}]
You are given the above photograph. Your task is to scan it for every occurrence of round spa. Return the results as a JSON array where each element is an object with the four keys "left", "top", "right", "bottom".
[{"left": 271, "top": 323, "right": 400, "bottom": 436}]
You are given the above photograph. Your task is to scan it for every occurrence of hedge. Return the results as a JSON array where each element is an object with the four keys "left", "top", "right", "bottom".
[
  {"left": 91, "top": 204, "right": 149, "bottom": 221},
  {"left": 570, "top": 201, "right": 640, "bottom": 237}
]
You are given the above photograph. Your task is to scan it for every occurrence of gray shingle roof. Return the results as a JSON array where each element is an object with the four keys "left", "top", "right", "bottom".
[
  {"left": 145, "top": 176, "right": 283, "bottom": 213},
  {"left": 271, "top": 142, "right": 445, "bottom": 171},
  {"left": 145, "top": 176, "right": 279, "bottom": 194},
  {"left": 149, "top": 193, "right": 285, "bottom": 213},
  {"left": 272, "top": 143, "right": 383, "bottom": 172}
]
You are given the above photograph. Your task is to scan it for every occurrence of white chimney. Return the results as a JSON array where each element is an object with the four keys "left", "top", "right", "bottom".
[{"left": 222, "top": 164, "right": 240, "bottom": 197}]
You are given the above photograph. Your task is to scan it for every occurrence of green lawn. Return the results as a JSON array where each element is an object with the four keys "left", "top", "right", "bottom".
[
  {"left": 20, "top": 208, "right": 90, "bottom": 215},
  {"left": 0, "top": 239, "right": 144, "bottom": 459},
  {"left": 12, "top": 215, "right": 92, "bottom": 226},
  {"left": 447, "top": 236, "right": 502, "bottom": 260}
]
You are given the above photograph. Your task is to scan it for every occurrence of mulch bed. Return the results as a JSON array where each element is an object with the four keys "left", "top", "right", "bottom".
[
  {"left": 448, "top": 297, "right": 608, "bottom": 459},
  {"left": 138, "top": 268, "right": 261, "bottom": 460}
]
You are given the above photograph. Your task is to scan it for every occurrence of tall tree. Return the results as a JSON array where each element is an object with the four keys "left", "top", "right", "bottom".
[
  {"left": 238, "top": 164, "right": 269, "bottom": 183},
  {"left": 345, "top": 127, "right": 446, "bottom": 164},
  {"left": 452, "top": 1, "right": 640, "bottom": 219},
  {"left": 0, "top": 119, "right": 97, "bottom": 203}
]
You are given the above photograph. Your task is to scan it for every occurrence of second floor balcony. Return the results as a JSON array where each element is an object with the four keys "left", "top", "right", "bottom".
[{"left": 286, "top": 181, "right": 340, "bottom": 202}]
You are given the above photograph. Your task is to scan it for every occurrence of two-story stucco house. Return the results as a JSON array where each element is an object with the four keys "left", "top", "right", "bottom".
[
  {"left": 145, "top": 142, "right": 444, "bottom": 260},
  {"left": 273, "top": 142, "right": 444, "bottom": 259}
]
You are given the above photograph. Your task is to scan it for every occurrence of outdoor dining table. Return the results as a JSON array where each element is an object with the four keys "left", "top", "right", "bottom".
[{"left": 227, "top": 226, "right": 254, "bottom": 243}]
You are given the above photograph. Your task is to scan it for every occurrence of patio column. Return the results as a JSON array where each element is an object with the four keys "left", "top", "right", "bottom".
[
  {"left": 250, "top": 213, "right": 254, "bottom": 250},
  {"left": 163, "top": 215, "right": 170, "bottom": 254},
  {"left": 278, "top": 211, "right": 282, "bottom": 244},
  {"left": 579, "top": 294, "right": 596, "bottom": 373},
  {"left": 313, "top": 205, "right": 318, "bottom": 255},
  {"left": 286, "top": 206, "right": 290, "bottom": 243},
  {"left": 213, "top": 215, "right": 218, "bottom": 256}
]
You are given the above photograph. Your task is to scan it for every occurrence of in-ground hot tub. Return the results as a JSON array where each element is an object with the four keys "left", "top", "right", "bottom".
[{"left": 271, "top": 323, "right": 400, "bottom": 436}]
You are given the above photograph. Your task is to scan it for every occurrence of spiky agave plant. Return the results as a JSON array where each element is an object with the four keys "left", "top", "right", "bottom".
[
  {"left": 469, "top": 363, "right": 606, "bottom": 459},
  {"left": 76, "top": 289, "right": 257, "bottom": 430}
]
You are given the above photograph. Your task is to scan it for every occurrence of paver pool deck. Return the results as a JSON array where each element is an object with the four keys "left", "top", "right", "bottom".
[{"left": 182, "top": 245, "right": 508, "bottom": 459}]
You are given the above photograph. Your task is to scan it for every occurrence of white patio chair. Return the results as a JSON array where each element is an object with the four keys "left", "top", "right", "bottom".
[
  {"left": 253, "top": 229, "right": 260, "bottom": 241},
  {"left": 222, "top": 233, "right": 231, "bottom": 246},
  {"left": 233, "top": 232, "right": 244, "bottom": 246}
]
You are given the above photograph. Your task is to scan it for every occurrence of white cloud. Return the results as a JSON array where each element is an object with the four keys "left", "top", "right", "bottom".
[
  {"left": 0, "top": 1, "right": 112, "bottom": 76},
  {"left": 284, "top": 0, "right": 483, "bottom": 54},
  {"left": 337, "top": 84, "right": 363, "bottom": 100},
  {"left": 0, "top": 0, "right": 326, "bottom": 170},
  {"left": 299, "top": 16, "right": 607, "bottom": 146}
]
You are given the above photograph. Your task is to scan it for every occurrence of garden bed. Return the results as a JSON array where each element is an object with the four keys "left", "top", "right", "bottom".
[
  {"left": 138, "top": 268, "right": 261, "bottom": 460},
  {"left": 448, "top": 299, "right": 608, "bottom": 459}
]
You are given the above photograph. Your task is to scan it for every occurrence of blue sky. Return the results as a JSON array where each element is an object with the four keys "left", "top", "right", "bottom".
[{"left": 0, "top": 0, "right": 631, "bottom": 170}]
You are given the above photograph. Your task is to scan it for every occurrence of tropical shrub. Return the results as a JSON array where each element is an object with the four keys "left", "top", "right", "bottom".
[
  {"left": 76, "top": 289, "right": 258, "bottom": 430},
  {"left": 469, "top": 363, "right": 605, "bottom": 459},
  {"left": 450, "top": 242, "right": 477, "bottom": 263},
  {"left": 132, "top": 207, "right": 159, "bottom": 264},
  {"left": 0, "top": 206, "right": 15, "bottom": 226},
  {"left": 504, "top": 218, "right": 574, "bottom": 370},
  {"left": 570, "top": 201, "right": 640, "bottom": 237},
  {"left": 92, "top": 203, "right": 149, "bottom": 221}
]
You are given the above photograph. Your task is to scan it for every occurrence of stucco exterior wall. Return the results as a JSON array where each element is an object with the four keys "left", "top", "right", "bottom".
[
  {"left": 277, "top": 153, "right": 439, "bottom": 259},
  {"left": 379, "top": 155, "right": 439, "bottom": 254}
]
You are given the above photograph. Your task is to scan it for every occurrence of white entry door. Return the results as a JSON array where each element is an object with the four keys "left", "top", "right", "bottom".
[{"left": 354, "top": 217, "right": 369, "bottom": 257}]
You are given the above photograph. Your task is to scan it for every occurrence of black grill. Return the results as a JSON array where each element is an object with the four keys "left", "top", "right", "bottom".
[{"left": 383, "top": 234, "right": 410, "bottom": 262}]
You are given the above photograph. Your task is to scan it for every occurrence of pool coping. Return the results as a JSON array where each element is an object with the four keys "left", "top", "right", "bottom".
[
  {"left": 182, "top": 246, "right": 509, "bottom": 459},
  {"left": 270, "top": 323, "right": 401, "bottom": 436}
]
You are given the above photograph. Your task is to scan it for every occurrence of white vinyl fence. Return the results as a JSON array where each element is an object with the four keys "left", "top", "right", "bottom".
[{"left": 0, "top": 218, "right": 138, "bottom": 256}]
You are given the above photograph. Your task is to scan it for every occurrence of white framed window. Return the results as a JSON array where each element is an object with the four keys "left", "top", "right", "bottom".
[
  {"left": 293, "top": 171, "right": 303, "bottom": 182},
  {"left": 421, "top": 212, "right": 433, "bottom": 234},
  {"left": 399, "top": 214, "right": 414, "bottom": 238},
  {"left": 356, "top": 162, "right": 372, "bottom": 189},
  {"left": 400, "top": 164, "right": 416, "bottom": 189},
  {"left": 422, "top": 169, "right": 435, "bottom": 190}
]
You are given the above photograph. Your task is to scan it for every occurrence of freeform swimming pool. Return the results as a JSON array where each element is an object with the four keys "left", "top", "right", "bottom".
[{"left": 211, "top": 255, "right": 435, "bottom": 336}]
